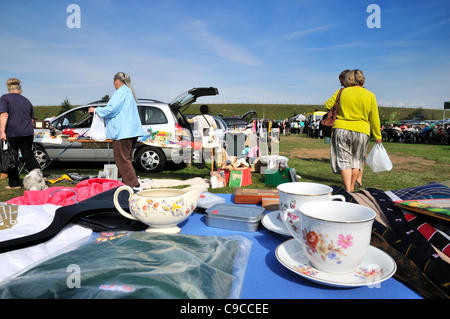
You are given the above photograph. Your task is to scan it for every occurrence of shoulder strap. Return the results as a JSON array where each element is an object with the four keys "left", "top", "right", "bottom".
[
  {"left": 202, "top": 114, "right": 212, "bottom": 127},
  {"left": 332, "top": 88, "right": 344, "bottom": 114},
  {"left": 335, "top": 88, "right": 344, "bottom": 104}
]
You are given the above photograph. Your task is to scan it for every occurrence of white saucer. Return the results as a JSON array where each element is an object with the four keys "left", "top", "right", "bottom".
[
  {"left": 261, "top": 210, "right": 291, "bottom": 237},
  {"left": 275, "top": 239, "right": 397, "bottom": 288}
]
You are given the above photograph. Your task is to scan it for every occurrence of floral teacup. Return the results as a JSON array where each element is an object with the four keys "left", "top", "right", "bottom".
[
  {"left": 282, "top": 201, "right": 376, "bottom": 274},
  {"left": 277, "top": 182, "right": 345, "bottom": 213}
]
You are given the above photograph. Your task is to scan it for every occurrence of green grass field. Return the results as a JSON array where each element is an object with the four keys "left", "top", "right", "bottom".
[{"left": 1, "top": 134, "right": 449, "bottom": 202}]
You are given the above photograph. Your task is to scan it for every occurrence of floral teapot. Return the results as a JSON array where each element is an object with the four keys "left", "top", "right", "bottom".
[{"left": 113, "top": 185, "right": 207, "bottom": 233}]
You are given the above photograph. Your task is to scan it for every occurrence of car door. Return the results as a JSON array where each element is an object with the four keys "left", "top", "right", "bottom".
[{"left": 45, "top": 106, "right": 97, "bottom": 161}]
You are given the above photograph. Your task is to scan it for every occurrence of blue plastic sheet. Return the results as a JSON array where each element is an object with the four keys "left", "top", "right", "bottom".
[{"left": 0, "top": 232, "right": 252, "bottom": 299}]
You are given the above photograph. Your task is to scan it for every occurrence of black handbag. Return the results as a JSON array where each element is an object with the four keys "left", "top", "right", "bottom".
[
  {"left": 320, "top": 88, "right": 344, "bottom": 137},
  {"left": 0, "top": 140, "right": 19, "bottom": 173}
]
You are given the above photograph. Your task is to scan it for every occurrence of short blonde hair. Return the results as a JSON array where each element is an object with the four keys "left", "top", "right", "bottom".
[
  {"left": 345, "top": 69, "right": 365, "bottom": 87},
  {"left": 6, "top": 78, "right": 21, "bottom": 91}
]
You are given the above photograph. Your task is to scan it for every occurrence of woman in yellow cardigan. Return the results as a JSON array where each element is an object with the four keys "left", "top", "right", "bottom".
[{"left": 324, "top": 69, "right": 382, "bottom": 192}]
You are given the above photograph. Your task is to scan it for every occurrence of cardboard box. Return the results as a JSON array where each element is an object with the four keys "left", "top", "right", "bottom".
[
  {"left": 262, "top": 197, "right": 280, "bottom": 211},
  {"left": 234, "top": 188, "right": 279, "bottom": 205}
]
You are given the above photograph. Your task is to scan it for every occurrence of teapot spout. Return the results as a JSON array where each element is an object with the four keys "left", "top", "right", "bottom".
[{"left": 184, "top": 185, "right": 208, "bottom": 204}]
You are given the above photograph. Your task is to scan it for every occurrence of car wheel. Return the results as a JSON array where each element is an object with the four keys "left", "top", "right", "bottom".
[
  {"left": 135, "top": 146, "right": 166, "bottom": 173},
  {"left": 34, "top": 145, "right": 50, "bottom": 169}
]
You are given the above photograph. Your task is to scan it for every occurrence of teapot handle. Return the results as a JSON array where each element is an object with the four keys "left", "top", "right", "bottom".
[
  {"left": 281, "top": 208, "right": 303, "bottom": 242},
  {"left": 113, "top": 185, "right": 136, "bottom": 220}
]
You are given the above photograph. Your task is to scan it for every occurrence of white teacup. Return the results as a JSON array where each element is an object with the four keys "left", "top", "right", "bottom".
[
  {"left": 282, "top": 201, "right": 376, "bottom": 274},
  {"left": 277, "top": 182, "right": 345, "bottom": 213}
]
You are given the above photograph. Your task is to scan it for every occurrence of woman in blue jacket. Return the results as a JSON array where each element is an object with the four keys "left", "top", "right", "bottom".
[{"left": 89, "top": 72, "right": 144, "bottom": 189}]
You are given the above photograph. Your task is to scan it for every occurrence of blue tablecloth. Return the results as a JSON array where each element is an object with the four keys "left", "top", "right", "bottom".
[{"left": 180, "top": 194, "right": 422, "bottom": 299}]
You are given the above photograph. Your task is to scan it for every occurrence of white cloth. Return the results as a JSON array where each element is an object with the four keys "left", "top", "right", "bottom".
[{"left": 0, "top": 203, "right": 92, "bottom": 284}]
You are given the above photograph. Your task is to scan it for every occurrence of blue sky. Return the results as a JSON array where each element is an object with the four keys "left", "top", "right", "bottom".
[{"left": 0, "top": 0, "right": 449, "bottom": 109}]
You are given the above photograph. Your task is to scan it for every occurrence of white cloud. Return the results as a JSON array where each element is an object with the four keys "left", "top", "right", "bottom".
[
  {"left": 279, "top": 24, "right": 338, "bottom": 41},
  {"left": 186, "top": 20, "right": 263, "bottom": 66},
  {"left": 404, "top": 17, "right": 450, "bottom": 40}
]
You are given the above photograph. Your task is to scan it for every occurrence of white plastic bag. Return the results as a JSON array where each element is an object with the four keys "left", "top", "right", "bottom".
[
  {"left": 89, "top": 112, "right": 107, "bottom": 141},
  {"left": 366, "top": 143, "right": 393, "bottom": 172}
]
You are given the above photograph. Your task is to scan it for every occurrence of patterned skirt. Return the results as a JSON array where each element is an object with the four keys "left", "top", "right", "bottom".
[{"left": 330, "top": 128, "right": 369, "bottom": 173}]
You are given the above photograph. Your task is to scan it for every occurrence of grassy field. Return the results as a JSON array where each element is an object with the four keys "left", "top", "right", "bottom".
[{"left": 1, "top": 134, "right": 449, "bottom": 202}]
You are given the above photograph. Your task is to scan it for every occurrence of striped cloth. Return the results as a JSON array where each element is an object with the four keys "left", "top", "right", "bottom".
[
  {"left": 404, "top": 212, "right": 450, "bottom": 258},
  {"left": 391, "top": 182, "right": 450, "bottom": 258}
]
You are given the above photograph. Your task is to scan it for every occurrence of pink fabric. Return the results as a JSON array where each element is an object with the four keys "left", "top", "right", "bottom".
[
  {"left": 6, "top": 178, "right": 124, "bottom": 206},
  {"left": 246, "top": 146, "right": 260, "bottom": 158}
]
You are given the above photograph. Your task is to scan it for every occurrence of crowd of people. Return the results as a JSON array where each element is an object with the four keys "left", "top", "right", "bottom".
[
  {"left": 381, "top": 122, "right": 450, "bottom": 145},
  {"left": 272, "top": 117, "right": 450, "bottom": 146},
  {"left": 273, "top": 118, "right": 318, "bottom": 137},
  {"left": 270, "top": 118, "right": 304, "bottom": 136}
]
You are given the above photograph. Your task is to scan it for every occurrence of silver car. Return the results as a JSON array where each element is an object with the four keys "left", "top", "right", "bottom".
[{"left": 34, "top": 87, "right": 219, "bottom": 172}]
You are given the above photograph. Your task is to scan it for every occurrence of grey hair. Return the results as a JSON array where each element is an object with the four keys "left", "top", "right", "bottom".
[{"left": 114, "top": 72, "right": 137, "bottom": 101}]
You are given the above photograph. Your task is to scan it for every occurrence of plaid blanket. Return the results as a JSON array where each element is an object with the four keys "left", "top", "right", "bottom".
[{"left": 392, "top": 182, "right": 450, "bottom": 200}]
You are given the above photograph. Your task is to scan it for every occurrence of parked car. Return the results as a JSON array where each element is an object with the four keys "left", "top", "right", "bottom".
[
  {"left": 220, "top": 117, "right": 249, "bottom": 130},
  {"left": 431, "top": 119, "right": 450, "bottom": 126},
  {"left": 218, "top": 110, "right": 256, "bottom": 130},
  {"left": 33, "top": 87, "right": 219, "bottom": 172}
]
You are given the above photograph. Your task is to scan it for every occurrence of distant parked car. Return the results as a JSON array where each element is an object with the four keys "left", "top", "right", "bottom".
[
  {"left": 33, "top": 87, "right": 219, "bottom": 172},
  {"left": 218, "top": 110, "right": 256, "bottom": 131},
  {"left": 221, "top": 117, "right": 251, "bottom": 130},
  {"left": 431, "top": 119, "right": 450, "bottom": 126}
]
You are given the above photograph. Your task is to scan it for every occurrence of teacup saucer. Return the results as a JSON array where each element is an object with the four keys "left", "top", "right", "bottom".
[
  {"left": 261, "top": 210, "right": 291, "bottom": 237},
  {"left": 275, "top": 239, "right": 396, "bottom": 288}
]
